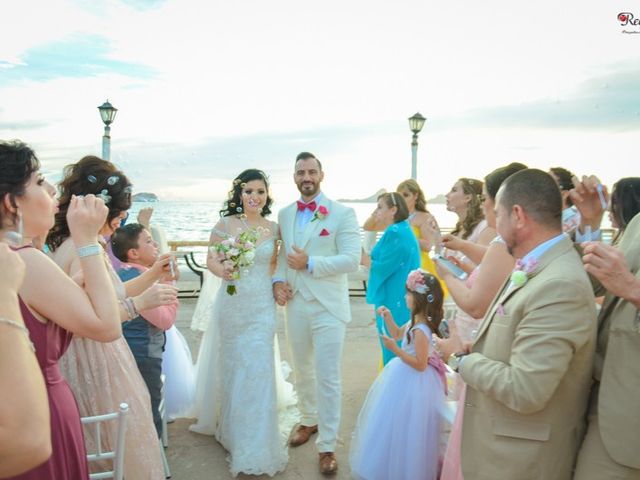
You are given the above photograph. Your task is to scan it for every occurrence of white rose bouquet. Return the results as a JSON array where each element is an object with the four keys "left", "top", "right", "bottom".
[{"left": 211, "top": 228, "right": 260, "bottom": 295}]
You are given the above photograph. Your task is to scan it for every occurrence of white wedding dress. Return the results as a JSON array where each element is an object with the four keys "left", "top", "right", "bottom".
[{"left": 189, "top": 230, "right": 298, "bottom": 477}]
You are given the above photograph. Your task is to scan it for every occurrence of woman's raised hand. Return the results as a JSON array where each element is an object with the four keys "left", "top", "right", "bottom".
[
  {"left": 150, "top": 253, "right": 173, "bottom": 280},
  {"left": 136, "top": 283, "right": 178, "bottom": 311},
  {"left": 67, "top": 194, "right": 108, "bottom": 245},
  {"left": 570, "top": 175, "right": 608, "bottom": 227},
  {"left": 441, "top": 233, "right": 463, "bottom": 252}
]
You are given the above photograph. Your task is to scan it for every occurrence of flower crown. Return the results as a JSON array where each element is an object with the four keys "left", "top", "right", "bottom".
[{"left": 406, "top": 268, "right": 436, "bottom": 303}]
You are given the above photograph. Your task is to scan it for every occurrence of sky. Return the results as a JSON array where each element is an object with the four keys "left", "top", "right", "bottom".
[{"left": 1, "top": 0, "right": 638, "bottom": 202}]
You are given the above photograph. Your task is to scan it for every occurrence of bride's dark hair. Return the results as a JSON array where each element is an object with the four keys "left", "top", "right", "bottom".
[{"left": 219, "top": 169, "right": 273, "bottom": 218}]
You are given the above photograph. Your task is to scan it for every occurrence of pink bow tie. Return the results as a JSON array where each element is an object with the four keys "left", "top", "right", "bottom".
[{"left": 297, "top": 200, "right": 317, "bottom": 212}]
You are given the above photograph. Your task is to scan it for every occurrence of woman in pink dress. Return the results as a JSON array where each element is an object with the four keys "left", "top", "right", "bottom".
[
  {"left": 1, "top": 141, "right": 121, "bottom": 479},
  {"left": 435, "top": 163, "right": 525, "bottom": 480},
  {"left": 47, "top": 156, "right": 174, "bottom": 479}
]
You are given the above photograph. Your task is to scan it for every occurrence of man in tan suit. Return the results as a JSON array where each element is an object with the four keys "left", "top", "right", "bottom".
[
  {"left": 571, "top": 177, "right": 640, "bottom": 479},
  {"left": 446, "top": 169, "right": 597, "bottom": 479}
]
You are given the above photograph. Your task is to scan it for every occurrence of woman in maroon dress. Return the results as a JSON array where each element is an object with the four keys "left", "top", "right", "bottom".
[{"left": 0, "top": 140, "right": 121, "bottom": 479}]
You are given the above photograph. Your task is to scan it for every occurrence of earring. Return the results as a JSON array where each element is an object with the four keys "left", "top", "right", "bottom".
[{"left": 4, "top": 209, "right": 23, "bottom": 246}]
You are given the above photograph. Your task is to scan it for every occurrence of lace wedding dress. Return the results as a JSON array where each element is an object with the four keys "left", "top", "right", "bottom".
[{"left": 190, "top": 226, "right": 298, "bottom": 477}]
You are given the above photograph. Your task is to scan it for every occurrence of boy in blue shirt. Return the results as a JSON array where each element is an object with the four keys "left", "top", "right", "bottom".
[{"left": 111, "top": 223, "right": 178, "bottom": 437}]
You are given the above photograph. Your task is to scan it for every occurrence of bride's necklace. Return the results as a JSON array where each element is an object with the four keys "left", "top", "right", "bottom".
[{"left": 238, "top": 215, "right": 271, "bottom": 238}]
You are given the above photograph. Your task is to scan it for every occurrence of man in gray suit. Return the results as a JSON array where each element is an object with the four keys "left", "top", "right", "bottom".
[{"left": 445, "top": 169, "right": 597, "bottom": 480}]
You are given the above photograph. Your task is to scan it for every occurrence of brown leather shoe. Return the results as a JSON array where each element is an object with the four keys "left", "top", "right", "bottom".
[
  {"left": 319, "top": 452, "right": 338, "bottom": 475},
  {"left": 288, "top": 424, "right": 318, "bottom": 447}
]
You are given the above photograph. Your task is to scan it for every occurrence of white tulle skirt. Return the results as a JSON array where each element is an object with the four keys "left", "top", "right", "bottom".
[
  {"left": 162, "top": 325, "right": 196, "bottom": 419},
  {"left": 350, "top": 357, "right": 445, "bottom": 480}
]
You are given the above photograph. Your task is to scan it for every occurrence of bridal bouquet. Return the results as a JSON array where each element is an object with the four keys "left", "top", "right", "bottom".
[{"left": 211, "top": 228, "right": 260, "bottom": 295}]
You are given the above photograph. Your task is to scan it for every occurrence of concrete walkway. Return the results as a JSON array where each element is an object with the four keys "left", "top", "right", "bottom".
[{"left": 166, "top": 292, "right": 380, "bottom": 480}]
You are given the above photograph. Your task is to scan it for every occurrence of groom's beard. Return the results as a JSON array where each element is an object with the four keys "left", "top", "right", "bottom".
[{"left": 297, "top": 181, "right": 320, "bottom": 198}]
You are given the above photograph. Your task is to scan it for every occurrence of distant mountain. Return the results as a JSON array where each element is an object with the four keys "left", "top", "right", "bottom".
[
  {"left": 338, "top": 189, "right": 387, "bottom": 203},
  {"left": 132, "top": 192, "right": 159, "bottom": 202}
]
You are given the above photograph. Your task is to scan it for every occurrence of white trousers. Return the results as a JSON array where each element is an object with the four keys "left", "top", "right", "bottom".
[{"left": 285, "top": 294, "right": 346, "bottom": 452}]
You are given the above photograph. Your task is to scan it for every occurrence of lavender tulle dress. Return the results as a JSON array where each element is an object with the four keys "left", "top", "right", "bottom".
[{"left": 350, "top": 324, "right": 446, "bottom": 480}]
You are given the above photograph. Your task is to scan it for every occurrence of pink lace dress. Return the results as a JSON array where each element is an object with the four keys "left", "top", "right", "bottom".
[{"left": 58, "top": 255, "right": 164, "bottom": 479}]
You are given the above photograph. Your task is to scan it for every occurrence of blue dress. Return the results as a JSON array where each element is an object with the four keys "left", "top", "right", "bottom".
[
  {"left": 366, "top": 220, "right": 420, "bottom": 365},
  {"left": 350, "top": 324, "right": 445, "bottom": 480}
]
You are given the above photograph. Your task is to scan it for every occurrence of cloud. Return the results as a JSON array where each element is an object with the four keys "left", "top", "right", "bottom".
[
  {"left": 454, "top": 66, "right": 640, "bottom": 131},
  {"left": 0, "top": 119, "right": 54, "bottom": 131},
  {"left": 0, "top": 33, "right": 155, "bottom": 86}
]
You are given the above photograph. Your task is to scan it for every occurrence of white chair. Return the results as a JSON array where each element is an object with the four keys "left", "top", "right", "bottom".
[
  {"left": 158, "top": 374, "right": 172, "bottom": 478},
  {"left": 159, "top": 374, "right": 169, "bottom": 448},
  {"left": 81, "top": 402, "right": 129, "bottom": 480}
]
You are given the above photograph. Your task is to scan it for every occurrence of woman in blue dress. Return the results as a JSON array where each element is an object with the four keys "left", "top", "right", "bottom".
[{"left": 366, "top": 192, "right": 420, "bottom": 365}]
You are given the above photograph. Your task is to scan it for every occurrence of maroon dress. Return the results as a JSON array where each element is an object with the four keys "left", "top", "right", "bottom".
[{"left": 7, "top": 298, "right": 89, "bottom": 479}]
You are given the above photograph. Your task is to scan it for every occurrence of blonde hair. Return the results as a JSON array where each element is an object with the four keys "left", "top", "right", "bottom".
[{"left": 397, "top": 179, "right": 428, "bottom": 213}]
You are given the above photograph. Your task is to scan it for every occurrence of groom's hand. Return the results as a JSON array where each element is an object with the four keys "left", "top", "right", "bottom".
[{"left": 287, "top": 246, "right": 309, "bottom": 271}]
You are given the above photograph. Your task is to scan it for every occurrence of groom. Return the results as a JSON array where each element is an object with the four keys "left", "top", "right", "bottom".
[{"left": 273, "top": 152, "right": 360, "bottom": 475}]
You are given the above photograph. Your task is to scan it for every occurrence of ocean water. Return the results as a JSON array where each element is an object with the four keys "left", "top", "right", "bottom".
[{"left": 127, "top": 201, "right": 459, "bottom": 242}]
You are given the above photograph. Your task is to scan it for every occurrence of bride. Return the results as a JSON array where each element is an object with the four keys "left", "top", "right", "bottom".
[{"left": 189, "top": 169, "right": 296, "bottom": 477}]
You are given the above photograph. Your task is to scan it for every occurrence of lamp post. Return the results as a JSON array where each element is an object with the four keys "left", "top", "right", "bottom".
[
  {"left": 98, "top": 100, "right": 118, "bottom": 161},
  {"left": 408, "top": 112, "right": 426, "bottom": 180}
]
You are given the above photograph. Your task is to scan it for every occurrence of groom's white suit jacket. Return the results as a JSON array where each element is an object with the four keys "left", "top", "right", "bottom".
[{"left": 276, "top": 196, "right": 361, "bottom": 322}]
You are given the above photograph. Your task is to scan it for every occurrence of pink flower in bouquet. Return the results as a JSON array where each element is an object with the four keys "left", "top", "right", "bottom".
[{"left": 210, "top": 228, "right": 261, "bottom": 295}]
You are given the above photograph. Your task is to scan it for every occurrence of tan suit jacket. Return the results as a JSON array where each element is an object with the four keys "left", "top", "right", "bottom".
[
  {"left": 460, "top": 236, "right": 597, "bottom": 480},
  {"left": 590, "top": 214, "right": 640, "bottom": 468}
]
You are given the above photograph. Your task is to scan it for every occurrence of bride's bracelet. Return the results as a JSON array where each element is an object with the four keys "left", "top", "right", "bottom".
[{"left": 0, "top": 316, "right": 36, "bottom": 352}]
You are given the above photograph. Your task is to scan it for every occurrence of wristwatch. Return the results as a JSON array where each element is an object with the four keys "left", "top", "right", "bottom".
[{"left": 447, "top": 352, "right": 467, "bottom": 373}]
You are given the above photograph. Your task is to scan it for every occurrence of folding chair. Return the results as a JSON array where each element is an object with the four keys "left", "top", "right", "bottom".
[
  {"left": 158, "top": 374, "right": 171, "bottom": 477},
  {"left": 81, "top": 403, "right": 129, "bottom": 480}
]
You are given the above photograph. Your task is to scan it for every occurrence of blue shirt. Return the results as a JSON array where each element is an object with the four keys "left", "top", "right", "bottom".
[
  {"left": 117, "top": 267, "right": 166, "bottom": 360},
  {"left": 520, "top": 232, "right": 567, "bottom": 266}
]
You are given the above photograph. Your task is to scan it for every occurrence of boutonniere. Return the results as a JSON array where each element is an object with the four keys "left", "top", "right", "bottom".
[
  {"left": 311, "top": 205, "right": 329, "bottom": 222},
  {"left": 510, "top": 258, "right": 539, "bottom": 287}
]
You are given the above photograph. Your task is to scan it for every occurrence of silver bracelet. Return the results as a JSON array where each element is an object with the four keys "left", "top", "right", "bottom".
[
  {"left": 121, "top": 297, "right": 139, "bottom": 320},
  {"left": 119, "top": 300, "right": 133, "bottom": 320},
  {"left": 0, "top": 316, "right": 36, "bottom": 352},
  {"left": 77, "top": 243, "right": 102, "bottom": 258}
]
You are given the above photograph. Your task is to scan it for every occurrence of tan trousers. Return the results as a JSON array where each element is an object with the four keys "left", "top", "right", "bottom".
[{"left": 574, "top": 391, "right": 640, "bottom": 480}]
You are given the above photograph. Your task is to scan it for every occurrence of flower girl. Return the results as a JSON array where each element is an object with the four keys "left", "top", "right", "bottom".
[{"left": 350, "top": 269, "right": 447, "bottom": 480}]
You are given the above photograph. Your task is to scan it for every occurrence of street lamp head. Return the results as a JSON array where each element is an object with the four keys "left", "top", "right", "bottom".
[
  {"left": 98, "top": 100, "right": 118, "bottom": 126},
  {"left": 408, "top": 112, "right": 426, "bottom": 134}
]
